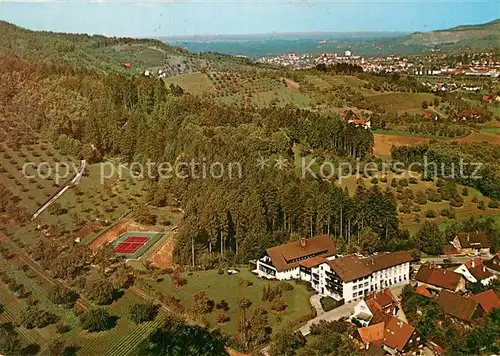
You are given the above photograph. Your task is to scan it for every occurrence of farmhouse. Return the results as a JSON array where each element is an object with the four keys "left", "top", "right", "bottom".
[
  {"left": 415, "top": 265, "right": 465, "bottom": 292},
  {"left": 454, "top": 258, "right": 496, "bottom": 286},
  {"left": 255, "top": 235, "right": 337, "bottom": 280},
  {"left": 450, "top": 231, "right": 491, "bottom": 255},
  {"left": 437, "top": 290, "right": 481, "bottom": 322}
]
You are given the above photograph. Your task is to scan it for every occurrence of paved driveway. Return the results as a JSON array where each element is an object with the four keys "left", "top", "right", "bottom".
[{"left": 298, "top": 284, "right": 408, "bottom": 336}]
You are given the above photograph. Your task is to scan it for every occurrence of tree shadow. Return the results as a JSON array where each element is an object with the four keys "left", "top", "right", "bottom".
[
  {"left": 21, "top": 343, "right": 40, "bottom": 355},
  {"left": 64, "top": 345, "right": 80, "bottom": 356}
]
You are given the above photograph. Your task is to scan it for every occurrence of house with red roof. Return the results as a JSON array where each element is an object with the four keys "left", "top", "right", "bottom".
[
  {"left": 415, "top": 265, "right": 466, "bottom": 292},
  {"left": 485, "top": 252, "right": 500, "bottom": 273},
  {"left": 437, "top": 290, "right": 482, "bottom": 322},
  {"left": 454, "top": 258, "right": 497, "bottom": 286},
  {"left": 355, "top": 316, "right": 422, "bottom": 354},
  {"left": 352, "top": 289, "right": 399, "bottom": 326},
  {"left": 471, "top": 290, "right": 500, "bottom": 313}
]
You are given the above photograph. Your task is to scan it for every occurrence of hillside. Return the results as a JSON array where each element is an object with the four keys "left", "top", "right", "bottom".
[
  {"left": 393, "top": 18, "right": 500, "bottom": 52},
  {"left": 0, "top": 21, "right": 208, "bottom": 75}
]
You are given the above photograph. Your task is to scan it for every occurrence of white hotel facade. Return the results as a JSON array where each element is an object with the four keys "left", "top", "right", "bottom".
[{"left": 255, "top": 236, "right": 413, "bottom": 302}]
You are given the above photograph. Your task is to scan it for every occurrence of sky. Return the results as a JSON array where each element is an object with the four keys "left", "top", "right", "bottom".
[{"left": 1, "top": 0, "right": 499, "bottom": 38}]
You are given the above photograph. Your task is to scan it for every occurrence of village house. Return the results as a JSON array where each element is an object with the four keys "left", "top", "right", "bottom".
[
  {"left": 352, "top": 289, "right": 399, "bottom": 326},
  {"left": 454, "top": 258, "right": 497, "bottom": 286},
  {"left": 437, "top": 290, "right": 482, "bottom": 322},
  {"left": 415, "top": 265, "right": 466, "bottom": 292},
  {"left": 471, "top": 289, "right": 500, "bottom": 313},
  {"left": 485, "top": 252, "right": 500, "bottom": 273},
  {"left": 355, "top": 316, "right": 422, "bottom": 355},
  {"left": 255, "top": 235, "right": 337, "bottom": 280},
  {"left": 450, "top": 231, "right": 491, "bottom": 255}
]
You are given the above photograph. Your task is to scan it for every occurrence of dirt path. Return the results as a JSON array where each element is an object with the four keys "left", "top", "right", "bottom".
[
  {"left": 151, "top": 235, "right": 175, "bottom": 268},
  {"left": 32, "top": 159, "right": 86, "bottom": 220}
]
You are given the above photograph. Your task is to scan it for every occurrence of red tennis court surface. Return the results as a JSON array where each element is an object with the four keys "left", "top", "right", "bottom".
[{"left": 114, "top": 236, "right": 150, "bottom": 254}]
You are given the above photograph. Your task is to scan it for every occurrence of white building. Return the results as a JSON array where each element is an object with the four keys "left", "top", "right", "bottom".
[
  {"left": 255, "top": 235, "right": 337, "bottom": 281},
  {"left": 454, "top": 258, "right": 497, "bottom": 286},
  {"left": 256, "top": 239, "right": 413, "bottom": 303}
]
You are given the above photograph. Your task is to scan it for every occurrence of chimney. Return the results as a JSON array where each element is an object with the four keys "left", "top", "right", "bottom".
[
  {"left": 472, "top": 260, "right": 475, "bottom": 268},
  {"left": 300, "top": 238, "right": 306, "bottom": 248}
]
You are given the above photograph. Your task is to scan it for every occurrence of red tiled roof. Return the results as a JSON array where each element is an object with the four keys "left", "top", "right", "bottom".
[
  {"left": 468, "top": 264, "right": 494, "bottom": 281},
  {"left": 358, "top": 322, "right": 385, "bottom": 344},
  {"left": 298, "top": 256, "right": 327, "bottom": 269},
  {"left": 383, "top": 317, "right": 415, "bottom": 351},
  {"left": 486, "top": 254, "right": 500, "bottom": 272},
  {"left": 457, "top": 231, "right": 491, "bottom": 249},
  {"left": 437, "top": 290, "right": 479, "bottom": 322},
  {"left": 471, "top": 290, "right": 500, "bottom": 313},
  {"left": 266, "top": 235, "right": 336, "bottom": 272},
  {"left": 363, "top": 251, "right": 413, "bottom": 273},
  {"left": 465, "top": 258, "right": 483, "bottom": 269},
  {"left": 328, "top": 255, "right": 372, "bottom": 282},
  {"left": 365, "top": 289, "right": 397, "bottom": 314},
  {"left": 370, "top": 310, "right": 392, "bottom": 326},
  {"left": 415, "top": 285, "right": 433, "bottom": 298},
  {"left": 415, "top": 265, "right": 463, "bottom": 290}
]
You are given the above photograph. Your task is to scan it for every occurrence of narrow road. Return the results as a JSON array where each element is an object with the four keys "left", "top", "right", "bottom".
[{"left": 31, "top": 159, "right": 86, "bottom": 220}]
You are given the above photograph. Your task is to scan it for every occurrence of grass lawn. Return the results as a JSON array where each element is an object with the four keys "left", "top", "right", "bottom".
[
  {"left": 366, "top": 92, "right": 436, "bottom": 113},
  {"left": 164, "top": 72, "right": 215, "bottom": 95},
  {"left": 149, "top": 268, "right": 313, "bottom": 336}
]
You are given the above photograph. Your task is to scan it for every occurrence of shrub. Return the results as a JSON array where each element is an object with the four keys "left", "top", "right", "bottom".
[
  {"left": 409, "top": 177, "right": 418, "bottom": 184},
  {"left": 370, "top": 177, "right": 378, "bottom": 185},
  {"left": 216, "top": 299, "right": 229, "bottom": 311},
  {"left": 270, "top": 297, "right": 287, "bottom": 312},
  {"left": 398, "top": 178, "right": 409, "bottom": 187},
  {"left": 441, "top": 207, "right": 456, "bottom": 219},
  {"left": 320, "top": 297, "right": 342, "bottom": 312},
  {"left": 55, "top": 323, "right": 71, "bottom": 334},
  {"left": 216, "top": 312, "right": 230, "bottom": 324},
  {"left": 19, "top": 306, "right": 58, "bottom": 329},
  {"left": 426, "top": 189, "right": 442, "bottom": 202},
  {"left": 416, "top": 191, "right": 427, "bottom": 205},
  {"left": 129, "top": 303, "right": 158, "bottom": 323},
  {"left": 80, "top": 309, "right": 116, "bottom": 332},
  {"left": 48, "top": 285, "right": 79, "bottom": 307},
  {"left": 192, "top": 291, "right": 214, "bottom": 314},
  {"left": 488, "top": 200, "right": 499, "bottom": 209},
  {"left": 477, "top": 201, "right": 487, "bottom": 210},
  {"left": 462, "top": 187, "right": 469, "bottom": 196},
  {"left": 425, "top": 210, "right": 436, "bottom": 218}
]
